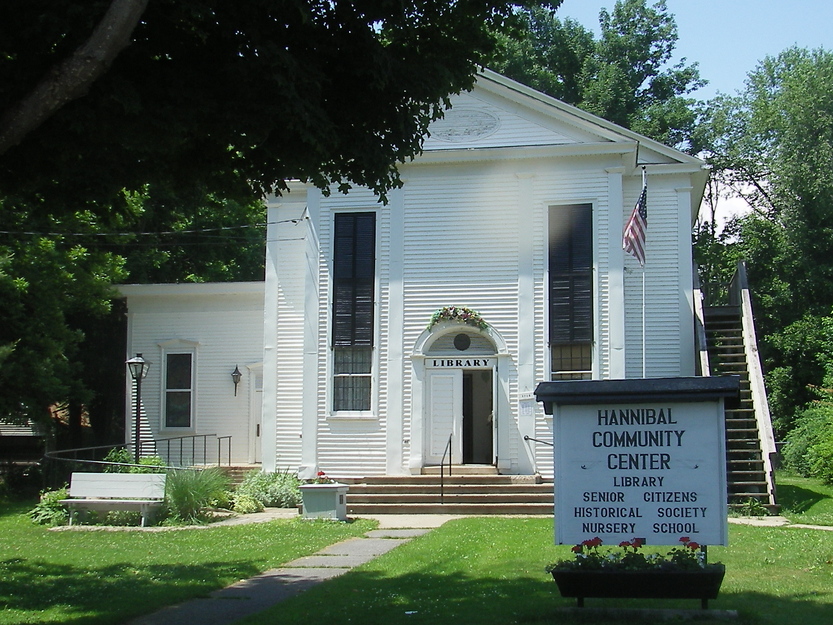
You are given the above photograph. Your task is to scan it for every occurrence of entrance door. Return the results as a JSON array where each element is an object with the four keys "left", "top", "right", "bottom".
[
  {"left": 463, "top": 369, "right": 494, "bottom": 464},
  {"left": 425, "top": 370, "right": 463, "bottom": 464},
  {"left": 425, "top": 368, "right": 494, "bottom": 466}
]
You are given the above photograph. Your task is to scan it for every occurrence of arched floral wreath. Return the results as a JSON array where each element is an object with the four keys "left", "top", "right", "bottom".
[{"left": 427, "top": 306, "right": 487, "bottom": 330}]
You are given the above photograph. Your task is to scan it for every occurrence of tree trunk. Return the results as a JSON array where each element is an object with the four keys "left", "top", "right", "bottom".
[{"left": 0, "top": 0, "right": 149, "bottom": 156}]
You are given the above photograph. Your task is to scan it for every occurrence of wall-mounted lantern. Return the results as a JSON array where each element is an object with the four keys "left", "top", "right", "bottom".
[{"left": 231, "top": 365, "right": 242, "bottom": 396}]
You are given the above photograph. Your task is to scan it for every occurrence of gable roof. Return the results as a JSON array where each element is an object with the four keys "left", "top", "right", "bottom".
[{"left": 419, "top": 69, "right": 708, "bottom": 218}]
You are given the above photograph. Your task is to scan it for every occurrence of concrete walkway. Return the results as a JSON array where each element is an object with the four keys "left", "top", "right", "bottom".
[{"left": 124, "top": 511, "right": 460, "bottom": 625}]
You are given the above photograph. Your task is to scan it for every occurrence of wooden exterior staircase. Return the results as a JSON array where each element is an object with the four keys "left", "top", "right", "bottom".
[
  {"left": 697, "top": 262, "right": 779, "bottom": 513},
  {"left": 343, "top": 466, "right": 553, "bottom": 515}
]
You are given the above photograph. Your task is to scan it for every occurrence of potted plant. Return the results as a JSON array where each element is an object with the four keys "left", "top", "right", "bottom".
[
  {"left": 546, "top": 537, "right": 726, "bottom": 609},
  {"left": 299, "top": 471, "right": 349, "bottom": 520}
]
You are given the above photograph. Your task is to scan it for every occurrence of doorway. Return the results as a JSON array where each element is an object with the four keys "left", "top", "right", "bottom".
[
  {"left": 424, "top": 366, "right": 495, "bottom": 465},
  {"left": 463, "top": 370, "right": 493, "bottom": 464}
]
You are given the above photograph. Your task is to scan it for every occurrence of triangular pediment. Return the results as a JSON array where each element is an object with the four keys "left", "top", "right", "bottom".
[{"left": 422, "top": 69, "right": 700, "bottom": 168}]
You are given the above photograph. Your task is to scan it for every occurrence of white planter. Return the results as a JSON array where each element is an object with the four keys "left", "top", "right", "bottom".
[{"left": 299, "top": 483, "right": 349, "bottom": 520}]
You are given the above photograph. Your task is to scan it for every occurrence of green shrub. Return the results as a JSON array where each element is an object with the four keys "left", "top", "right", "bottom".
[
  {"left": 232, "top": 493, "right": 265, "bottom": 514},
  {"left": 103, "top": 448, "right": 166, "bottom": 473},
  {"left": 103, "top": 447, "right": 134, "bottom": 472},
  {"left": 165, "top": 467, "right": 230, "bottom": 523},
  {"left": 783, "top": 401, "right": 833, "bottom": 483},
  {"left": 134, "top": 456, "right": 166, "bottom": 473},
  {"left": 235, "top": 469, "right": 301, "bottom": 508},
  {"left": 29, "top": 487, "right": 69, "bottom": 526}
]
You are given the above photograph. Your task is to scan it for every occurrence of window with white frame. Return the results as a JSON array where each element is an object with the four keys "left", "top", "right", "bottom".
[
  {"left": 549, "top": 204, "right": 593, "bottom": 380},
  {"left": 332, "top": 212, "right": 376, "bottom": 412},
  {"left": 164, "top": 351, "right": 194, "bottom": 428}
]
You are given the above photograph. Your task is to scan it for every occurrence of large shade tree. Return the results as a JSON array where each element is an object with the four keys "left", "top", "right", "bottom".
[
  {"left": 0, "top": 0, "right": 558, "bottom": 436},
  {"left": 697, "top": 46, "right": 833, "bottom": 431},
  {"left": 0, "top": 0, "right": 557, "bottom": 211},
  {"left": 492, "top": 0, "right": 705, "bottom": 151}
]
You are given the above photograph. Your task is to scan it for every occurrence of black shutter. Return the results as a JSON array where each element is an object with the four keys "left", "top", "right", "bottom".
[
  {"left": 333, "top": 212, "right": 376, "bottom": 347},
  {"left": 549, "top": 205, "right": 593, "bottom": 343}
]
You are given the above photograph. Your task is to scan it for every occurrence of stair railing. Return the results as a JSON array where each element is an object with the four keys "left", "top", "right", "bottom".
[
  {"left": 156, "top": 433, "right": 232, "bottom": 468},
  {"left": 440, "top": 431, "right": 452, "bottom": 504},
  {"left": 692, "top": 267, "right": 712, "bottom": 377},
  {"left": 728, "top": 261, "right": 778, "bottom": 507}
]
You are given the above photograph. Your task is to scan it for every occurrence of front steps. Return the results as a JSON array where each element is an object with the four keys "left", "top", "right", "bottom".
[{"left": 343, "top": 468, "right": 554, "bottom": 515}]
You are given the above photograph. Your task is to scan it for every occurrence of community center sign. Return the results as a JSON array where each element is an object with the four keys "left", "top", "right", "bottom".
[{"left": 535, "top": 377, "right": 740, "bottom": 547}]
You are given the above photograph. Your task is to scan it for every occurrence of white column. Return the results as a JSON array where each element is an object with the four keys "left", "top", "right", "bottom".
[
  {"left": 260, "top": 201, "right": 281, "bottom": 472},
  {"left": 386, "top": 186, "right": 406, "bottom": 474},
  {"left": 299, "top": 190, "right": 322, "bottom": 479},
  {"left": 677, "top": 186, "right": 696, "bottom": 376},
  {"left": 515, "top": 172, "right": 537, "bottom": 474},
  {"left": 606, "top": 166, "right": 627, "bottom": 378}
]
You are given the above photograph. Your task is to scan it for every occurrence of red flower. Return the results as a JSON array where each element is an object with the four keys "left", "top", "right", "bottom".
[
  {"left": 619, "top": 541, "right": 631, "bottom": 548},
  {"left": 571, "top": 544, "right": 583, "bottom": 553},
  {"left": 632, "top": 538, "right": 645, "bottom": 548},
  {"left": 679, "top": 536, "right": 690, "bottom": 543},
  {"left": 687, "top": 541, "right": 700, "bottom": 551}
]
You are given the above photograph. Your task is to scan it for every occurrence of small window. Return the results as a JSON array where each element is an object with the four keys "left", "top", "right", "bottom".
[
  {"left": 551, "top": 343, "right": 592, "bottom": 380},
  {"left": 165, "top": 352, "right": 193, "bottom": 428},
  {"left": 333, "top": 346, "right": 372, "bottom": 411}
]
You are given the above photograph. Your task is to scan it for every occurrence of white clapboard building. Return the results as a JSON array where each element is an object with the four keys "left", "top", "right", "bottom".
[{"left": 120, "top": 70, "right": 707, "bottom": 480}]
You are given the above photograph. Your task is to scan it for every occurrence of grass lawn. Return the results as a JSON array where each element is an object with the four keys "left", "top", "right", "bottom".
[
  {"left": 775, "top": 471, "right": 833, "bottom": 526},
  {"left": 3, "top": 471, "right": 833, "bottom": 625},
  {"left": 0, "top": 499, "right": 375, "bottom": 625},
  {"left": 236, "top": 517, "right": 833, "bottom": 625}
]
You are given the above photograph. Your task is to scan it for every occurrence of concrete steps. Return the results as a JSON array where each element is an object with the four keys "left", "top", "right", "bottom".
[{"left": 343, "top": 470, "right": 554, "bottom": 515}]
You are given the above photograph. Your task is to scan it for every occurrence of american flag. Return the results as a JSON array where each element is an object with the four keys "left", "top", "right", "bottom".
[{"left": 623, "top": 170, "right": 647, "bottom": 266}]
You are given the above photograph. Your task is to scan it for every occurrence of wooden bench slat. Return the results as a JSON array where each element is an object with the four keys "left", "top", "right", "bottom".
[
  {"left": 61, "top": 472, "right": 167, "bottom": 527},
  {"left": 68, "top": 472, "right": 166, "bottom": 499}
]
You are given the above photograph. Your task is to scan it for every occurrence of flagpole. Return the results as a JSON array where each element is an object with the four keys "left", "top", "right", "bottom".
[
  {"left": 640, "top": 166, "right": 646, "bottom": 378},
  {"left": 641, "top": 266, "right": 646, "bottom": 378},
  {"left": 622, "top": 165, "right": 648, "bottom": 379}
]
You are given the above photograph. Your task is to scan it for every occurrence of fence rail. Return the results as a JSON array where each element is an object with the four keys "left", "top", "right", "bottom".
[{"left": 41, "top": 434, "right": 232, "bottom": 488}]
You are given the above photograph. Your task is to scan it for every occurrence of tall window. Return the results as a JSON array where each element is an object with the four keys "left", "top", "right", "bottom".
[
  {"left": 549, "top": 204, "right": 593, "bottom": 379},
  {"left": 164, "top": 352, "right": 193, "bottom": 428},
  {"left": 332, "top": 212, "right": 376, "bottom": 412}
]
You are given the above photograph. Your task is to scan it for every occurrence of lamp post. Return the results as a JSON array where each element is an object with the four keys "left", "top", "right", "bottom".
[
  {"left": 231, "top": 365, "right": 242, "bottom": 396},
  {"left": 126, "top": 353, "right": 149, "bottom": 458}
]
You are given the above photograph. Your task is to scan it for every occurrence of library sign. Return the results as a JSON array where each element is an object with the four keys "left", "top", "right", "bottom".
[{"left": 535, "top": 377, "right": 740, "bottom": 547}]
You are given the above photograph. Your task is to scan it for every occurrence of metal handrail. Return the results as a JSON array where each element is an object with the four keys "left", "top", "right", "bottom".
[
  {"left": 156, "top": 433, "right": 232, "bottom": 468},
  {"left": 523, "top": 435, "right": 553, "bottom": 447},
  {"left": 440, "top": 431, "right": 452, "bottom": 504}
]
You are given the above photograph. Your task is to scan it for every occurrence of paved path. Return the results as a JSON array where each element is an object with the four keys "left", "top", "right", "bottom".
[{"left": 124, "top": 512, "right": 459, "bottom": 625}]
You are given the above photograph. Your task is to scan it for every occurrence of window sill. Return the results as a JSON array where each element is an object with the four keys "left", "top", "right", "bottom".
[{"left": 327, "top": 411, "right": 377, "bottom": 421}]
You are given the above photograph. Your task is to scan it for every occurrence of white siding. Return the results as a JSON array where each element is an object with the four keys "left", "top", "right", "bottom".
[
  {"left": 122, "top": 285, "right": 264, "bottom": 465},
  {"left": 124, "top": 71, "right": 705, "bottom": 480}
]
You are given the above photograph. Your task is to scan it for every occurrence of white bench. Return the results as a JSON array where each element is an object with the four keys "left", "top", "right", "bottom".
[{"left": 61, "top": 472, "right": 167, "bottom": 527}]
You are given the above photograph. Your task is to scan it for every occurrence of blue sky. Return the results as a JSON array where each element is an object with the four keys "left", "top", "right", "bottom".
[{"left": 557, "top": 0, "right": 833, "bottom": 100}]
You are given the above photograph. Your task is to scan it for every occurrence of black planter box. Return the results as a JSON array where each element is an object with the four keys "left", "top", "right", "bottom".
[{"left": 551, "top": 565, "right": 726, "bottom": 609}]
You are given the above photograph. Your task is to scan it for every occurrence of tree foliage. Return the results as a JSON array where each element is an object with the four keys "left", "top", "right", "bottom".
[
  {"left": 700, "top": 47, "right": 833, "bottom": 430},
  {"left": 0, "top": 0, "right": 558, "bottom": 436},
  {"left": 0, "top": 186, "right": 266, "bottom": 435},
  {"left": 0, "top": 0, "right": 557, "bottom": 213},
  {"left": 492, "top": 0, "right": 704, "bottom": 150}
]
